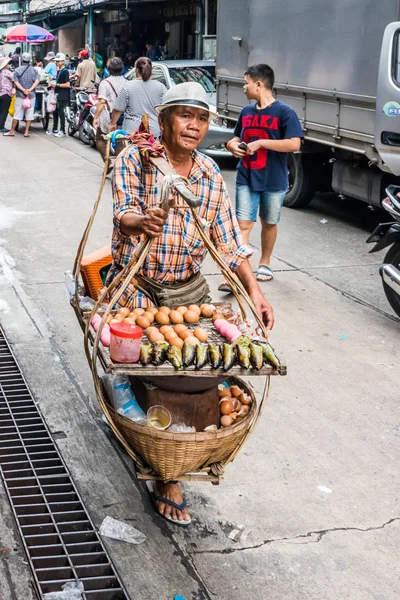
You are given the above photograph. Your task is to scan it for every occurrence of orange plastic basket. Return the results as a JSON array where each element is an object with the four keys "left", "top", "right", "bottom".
[{"left": 81, "top": 245, "right": 112, "bottom": 300}]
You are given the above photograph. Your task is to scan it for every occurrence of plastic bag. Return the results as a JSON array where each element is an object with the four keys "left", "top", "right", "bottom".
[
  {"left": 99, "top": 516, "right": 146, "bottom": 545},
  {"left": 46, "top": 89, "right": 57, "bottom": 113},
  {"left": 101, "top": 375, "right": 147, "bottom": 423},
  {"left": 43, "top": 581, "right": 84, "bottom": 599},
  {"left": 8, "top": 95, "right": 16, "bottom": 117},
  {"left": 22, "top": 97, "right": 31, "bottom": 110}
]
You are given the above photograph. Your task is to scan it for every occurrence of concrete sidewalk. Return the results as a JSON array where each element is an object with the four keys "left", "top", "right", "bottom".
[{"left": 0, "top": 126, "right": 399, "bottom": 600}]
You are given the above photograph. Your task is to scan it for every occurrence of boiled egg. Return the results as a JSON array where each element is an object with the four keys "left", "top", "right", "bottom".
[
  {"left": 155, "top": 312, "right": 170, "bottom": 325},
  {"left": 184, "top": 336, "right": 200, "bottom": 346},
  {"left": 147, "top": 330, "right": 165, "bottom": 343},
  {"left": 143, "top": 311, "right": 155, "bottom": 323},
  {"left": 136, "top": 316, "right": 151, "bottom": 329},
  {"left": 184, "top": 310, "right": 199, "bottom": 324},
  {"left": 194, "top": 327, "right": 208, "bottom": 342},
  {"left": 200, "top": 304, "right": 214, "bottom": 318},
  {"left": 160, "top": 325, "right": 173, "bottom": 334},
  {"left": 169, "top": 310, "right": 184, "bottom": 324},
  {"left": 174, "top": 323, "right": 187, "bottom": 334},
  {"left": 169, "top": 337, "right": 184, "bottom": 349}
]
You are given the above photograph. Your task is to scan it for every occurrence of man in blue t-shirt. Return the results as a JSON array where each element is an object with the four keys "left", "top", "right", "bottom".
[
  {"left": 44, "top": 51, "right": 57, "bottom": 81},
  {"left": 221, "top": 64, "right": 303, "bottom": 287}
]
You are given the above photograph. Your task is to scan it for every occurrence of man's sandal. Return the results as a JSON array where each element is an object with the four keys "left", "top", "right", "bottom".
[
  {"left": 3, "top": 131, "right": 15, "bottom": 136},
  {"left": 256, "top": 265, "right": 274, "bottom": 281},
  {"left": 146, "top": 480, "right": 192, "bottom": 527}
]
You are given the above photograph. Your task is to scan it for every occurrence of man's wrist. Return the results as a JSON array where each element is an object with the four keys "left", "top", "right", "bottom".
[{"left": 247, "top": 283, "right": 262, "bottom": 296}]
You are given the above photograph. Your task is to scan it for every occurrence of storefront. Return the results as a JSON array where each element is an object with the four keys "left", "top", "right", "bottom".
[
  {"left": 128, "top": 0, "right": 201, "bottom": 59},
  {"left": 29, "top": 0, "right": 216, "bottom": 63}
]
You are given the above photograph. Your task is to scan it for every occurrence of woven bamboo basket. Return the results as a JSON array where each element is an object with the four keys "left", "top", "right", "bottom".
[
  {"left": 105, "top": 377, "right": 259, "bottom": 481},
  {"left": 72, "top": 137, "right": 276, "bottom": 483}
]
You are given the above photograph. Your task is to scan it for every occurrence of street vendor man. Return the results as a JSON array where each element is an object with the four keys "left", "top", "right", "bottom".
[{"left": 108, "top": 82, "right": 274, "bottom": 525}]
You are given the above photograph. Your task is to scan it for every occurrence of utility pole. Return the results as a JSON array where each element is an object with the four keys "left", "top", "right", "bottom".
[
  {"left": 22, "top": 0, "right": 30, "bottom": 52},
  {"left": 88, "top": 6, "right": 93, "bottom": 57}
]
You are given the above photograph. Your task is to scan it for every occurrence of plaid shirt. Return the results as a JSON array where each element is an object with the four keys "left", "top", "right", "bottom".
[{"left": 108, "top": 144, "right": 253, "bottom": 307}]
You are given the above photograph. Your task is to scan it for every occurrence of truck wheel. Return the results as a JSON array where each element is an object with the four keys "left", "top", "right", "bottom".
[
  {"left": 284, "top": 154, "right": 317, "bottom": 208},
  {"left": 382, "top": 242, "right": 400, "bottom": 318}
]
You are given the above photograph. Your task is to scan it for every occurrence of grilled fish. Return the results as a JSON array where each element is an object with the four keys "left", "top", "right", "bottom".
[
  {"left": 234, "top": 335, "right": 251, "bottom": 348},
  {"left": 152, "top": 341, "right": 169, "bottom": 365},
  {"left": 236, "top": 343, "right": 251, "bottom": 369},
  {"left": 223, "top": 343, "right": 237, "bottom": 371},
  {"left": 182, "top": 342, "right": 196, "bottom": 367},
  {"left": 139, "top": 343, "right": 153, "bottom": 366},
  {"left": 195, "top": 344, "right": 209, "bottom": 369},
  {"left": 249, "top": 343, "right": 263, "bottom": 370},
  {"left": 167, "top": 345, "right": 183, "bottom": 370},
  {"left": 208, "top": 344, "right": 222, "bottom": 369},
  {"left": 262, "top": 343, "right": 280, "bottom": 368}
]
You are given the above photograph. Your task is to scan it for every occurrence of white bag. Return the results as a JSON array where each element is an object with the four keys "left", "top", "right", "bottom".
[{"left": 46, "top": 89, "right": 57, "bottom": 113}]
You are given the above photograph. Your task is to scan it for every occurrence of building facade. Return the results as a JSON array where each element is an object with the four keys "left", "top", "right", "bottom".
[{"left": 28, "top": 0, "right": 217, "bottom": 62}]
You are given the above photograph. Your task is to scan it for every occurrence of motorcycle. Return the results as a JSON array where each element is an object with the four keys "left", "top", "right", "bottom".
[
  {"left": 366, "top": 185, "right": 400, "bottom": 317},
  {"left": 67, "top": 81, "right": 98, "bottom": 147}
]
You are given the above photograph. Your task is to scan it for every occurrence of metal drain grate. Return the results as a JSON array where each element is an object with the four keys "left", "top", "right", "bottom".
[{"left": 0, "top": 327, "right": 129, "bottom": 599}]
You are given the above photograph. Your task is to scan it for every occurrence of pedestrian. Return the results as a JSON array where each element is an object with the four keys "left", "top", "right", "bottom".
[
  {"left": 145, "top": 41, "right": 158, "bottom": 61},
  {"left": 220, "top": 63, "right": 303, "bottom": 288},
  {"left": 109, "top": 57, "right": 166, "bottom": 136},
  {"left": 75, "top": 49, "right": 97, "bottom": 89},
  {"left": 0, "top": 57, "right": 14, "bottom": 133},
  {"left": 93, "top": 57, "right": 126, "bottom": 172},
  {"left": 46, "top": 52, "right": 70, "bottom": 137},
  {"left": 4, "top": 52, "right": 39, "bottom": 138},
  {"left": 33, "top": 58, "right": 46, "bottom": 81},
  {"left": 42, "top": 51, "right": 58, "bottom": 131},
  {"left": 107, "top": 82, "right": 274, "bottom": 524},
  {"left": 10, "top": 47, "right": 21, "bottom": 68},
  {"left": 107, "top": 34, "right": 121, "bottom": 59},
  {"left": 44, "top": 51, "right": 57, "bottom": 81},
  {"left": 94, "top": 43, "right": 104, "bottom": 72}
]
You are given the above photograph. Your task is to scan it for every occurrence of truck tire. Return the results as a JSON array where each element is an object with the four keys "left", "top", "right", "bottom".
[
  {"left": 382, "top": 241, "right": 400, "bottom": 318},
  {"left": 284, "top": 154, "right": 317, "bottom": 208}
]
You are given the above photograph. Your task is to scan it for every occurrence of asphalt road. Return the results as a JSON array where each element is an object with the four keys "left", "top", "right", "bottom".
[{"left": 0, "top": 126, "right": 399, "bottom": 600}]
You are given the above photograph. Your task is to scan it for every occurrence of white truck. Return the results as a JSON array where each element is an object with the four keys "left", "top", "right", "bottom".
[{"left": 216, "top": 0, "right": 400, "bottom": 208}]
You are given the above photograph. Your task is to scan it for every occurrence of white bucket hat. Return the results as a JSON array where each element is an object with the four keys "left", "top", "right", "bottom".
[
  {"left": 156, "top": 82, "right": 218, "bottom": 121},
  {"left": 0, "top": 56, "right": 10, "bottom": 70}
]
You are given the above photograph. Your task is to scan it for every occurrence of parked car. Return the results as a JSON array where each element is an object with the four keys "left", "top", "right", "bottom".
[{"left": 126, "top": 60, "right": 233, "bottom": 158}]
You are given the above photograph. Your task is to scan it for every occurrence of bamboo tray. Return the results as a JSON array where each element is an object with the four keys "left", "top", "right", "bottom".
[
  {"left": 87, "top": 329, "right": 286, "bottom": 378},
  {"left": 85, "top": 302, "right": 286, "bottom": 377}
]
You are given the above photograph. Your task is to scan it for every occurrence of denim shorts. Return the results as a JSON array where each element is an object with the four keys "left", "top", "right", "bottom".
[{"left": 235, "top": 185, "right": 287, "bottom": 224}]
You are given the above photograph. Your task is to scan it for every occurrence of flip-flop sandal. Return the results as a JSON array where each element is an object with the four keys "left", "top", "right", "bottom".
[
  {"left": 257, "top": 265, "right": 274, "bottom": 281},
  {"left": 3, "top": 131, "right": 15, "bottom": 136},
  {"left": 146, "top": 481, "right": 192, "bottom": 527},
  {"left": 218, "top": 281, "right": 232, "bottom": 293},
  {"left": 24, "top": 134, "right": 31, "bottom": 138}
]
